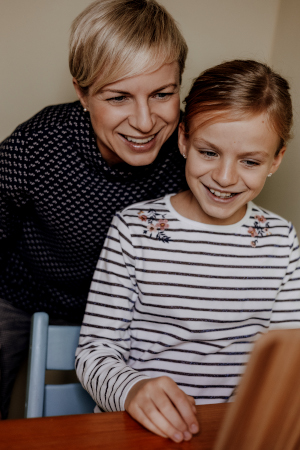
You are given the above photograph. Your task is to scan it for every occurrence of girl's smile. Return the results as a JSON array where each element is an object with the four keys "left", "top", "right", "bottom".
[{"left": 174, "top": 114, "right": 286, "bottom": 226}]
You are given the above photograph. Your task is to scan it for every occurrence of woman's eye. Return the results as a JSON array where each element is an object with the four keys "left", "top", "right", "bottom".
[
  {"left": 154, "top": 92, "right": 173, "bottom": 100},
  {"left": 107, "top": 96, "right": 128, "bottom": 103}
]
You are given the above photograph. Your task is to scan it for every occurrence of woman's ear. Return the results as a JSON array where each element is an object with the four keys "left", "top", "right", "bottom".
[
  {"left": 72, "top": 78, "right": 88, "bottom": 110},
  {"left": 270, "top": 146, "right": 286, "bottom": 175},
  {"left": 178, "top": 123, "right": 189, "bottom": 158}
]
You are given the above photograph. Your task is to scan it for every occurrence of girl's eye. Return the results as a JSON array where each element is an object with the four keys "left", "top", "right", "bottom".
[
  {"left": 200, "top": 150, "right": 218, "bottom": 158},
  {"left": 243, "top": 160, "right": 259, "bottom": 167}
]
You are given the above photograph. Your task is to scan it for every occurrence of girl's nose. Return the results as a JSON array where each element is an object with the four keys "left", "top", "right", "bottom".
[
  {"left": 212, "top": 161, "right": 238, "bottom": 187},
  {"left": 128, "top": 101, "right": 155, "bottom": 133}
]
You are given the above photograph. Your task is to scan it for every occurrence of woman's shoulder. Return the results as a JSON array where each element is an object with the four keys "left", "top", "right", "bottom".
[
  {"left": 12, "top": 101, "right": 83, "bottom": 137},
  {"left": 0, "top": 101, "right": 86, "bottom": 170}
]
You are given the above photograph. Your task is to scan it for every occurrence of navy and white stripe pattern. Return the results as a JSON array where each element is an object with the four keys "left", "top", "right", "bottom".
[{"left": 76, "top": 195, "right": 300, "bottom": 410}]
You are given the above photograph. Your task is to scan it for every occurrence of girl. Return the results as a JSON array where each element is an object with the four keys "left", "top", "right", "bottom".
[{"left": 76, "top": 60, "right": 300, "bottom": 442}]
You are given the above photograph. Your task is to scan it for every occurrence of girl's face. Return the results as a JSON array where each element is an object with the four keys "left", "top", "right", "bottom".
[
  {"left": 178, "top": 113, "right": 286, "bottom": 226},
  {"left": 74, "top": 62, "right": 180, "bottom": 166}
]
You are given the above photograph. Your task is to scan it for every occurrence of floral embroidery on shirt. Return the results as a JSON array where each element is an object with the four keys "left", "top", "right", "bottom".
[
  {"left": 138, "top": 209, "right": 171, "bottom": 243},
  {"left": 248, "top": 214, "right": 271, "bottom": 247}
]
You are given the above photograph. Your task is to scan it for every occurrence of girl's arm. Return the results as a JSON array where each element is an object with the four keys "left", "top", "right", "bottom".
[
  {"left": 75, "top": 212, "right": 148, "bottom": 411},
  {"left": 270, "top": 223, "right": 300, "bottom": 329},
  {"left": 75, "top": 212, "right": 199, "bottom": 442}
]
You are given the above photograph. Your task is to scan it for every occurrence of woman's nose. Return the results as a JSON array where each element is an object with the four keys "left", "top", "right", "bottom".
[
  {"left": 212, "top": 161, "right": 238, "bottom": 187},
  {"left": 128, "top": 101, "right": 155, "bottom": 133}
]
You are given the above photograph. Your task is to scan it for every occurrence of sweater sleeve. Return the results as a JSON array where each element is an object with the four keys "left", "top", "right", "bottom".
[
  {"left": 270, "top": 223, "right": 300, "bottom": 329},
  {"left": 0, "top": 129, "right": 29, "bottom": 270},
  {"left": 75, "top": 212, "right": 149, "bottom": 412}
]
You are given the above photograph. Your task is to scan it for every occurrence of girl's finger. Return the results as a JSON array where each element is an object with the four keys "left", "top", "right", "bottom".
[
  {"left": 164, "top": 387, "right": 199, "bottom": 435},
  {"left": 142, "top": 399, "right": 188, "bottom": 442}
]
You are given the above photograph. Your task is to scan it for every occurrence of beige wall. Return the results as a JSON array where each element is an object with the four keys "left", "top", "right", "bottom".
[
  {"left": 160, "top": 0, "right": 281, "bottom": 99},
  {"left": 1, "top": 0, "right": 280, "bottom": 140},
  {"left": 256, "top": 0, "right": 300, "bottom": 232}
]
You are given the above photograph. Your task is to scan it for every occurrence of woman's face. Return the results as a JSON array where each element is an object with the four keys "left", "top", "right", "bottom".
[{"left": 74, "top": 62, "right": 180, "bottom": 166}]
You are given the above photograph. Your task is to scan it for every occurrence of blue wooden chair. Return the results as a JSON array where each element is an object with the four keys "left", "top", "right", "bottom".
[{"left": 25, "top": 312, "right": 95, "bottom": 418}]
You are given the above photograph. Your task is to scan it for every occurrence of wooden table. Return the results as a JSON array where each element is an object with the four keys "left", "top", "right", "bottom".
[{"left": 0, "top": 403, "right": 228, "bottom": 450}]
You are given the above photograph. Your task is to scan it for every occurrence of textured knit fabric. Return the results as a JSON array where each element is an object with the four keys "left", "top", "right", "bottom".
[
  {"left": 0, "top": 102, "right": 187, "bottom": 321},
  {"left": 0, "top": 298, "right": 32, "bottom": 419},
  {"left": 76, "top": 195, "right": 300, "bottom": 411}
]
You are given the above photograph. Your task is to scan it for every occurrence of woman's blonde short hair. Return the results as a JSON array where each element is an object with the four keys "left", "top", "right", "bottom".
[{"left": 69, "top": 0, "right": 188, "bottom": 95}]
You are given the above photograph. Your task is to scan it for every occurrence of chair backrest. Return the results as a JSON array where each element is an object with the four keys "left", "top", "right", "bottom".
[{"left": 25, "top": 312, "right": 96, "bottom": 418}]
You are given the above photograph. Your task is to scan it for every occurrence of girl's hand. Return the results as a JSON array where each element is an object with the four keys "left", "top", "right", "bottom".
[{"left": 124, "top": 376, "right": 199, "bottom": 442}]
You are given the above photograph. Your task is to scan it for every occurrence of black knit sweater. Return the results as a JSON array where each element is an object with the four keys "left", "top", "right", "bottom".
[{"left": 0, "top": 101, "right": 187, "bottom": 321}]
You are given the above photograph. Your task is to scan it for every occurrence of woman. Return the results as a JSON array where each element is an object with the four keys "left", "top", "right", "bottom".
[{"left": 0, "top": 0, "right": 188, "bottom": 419}]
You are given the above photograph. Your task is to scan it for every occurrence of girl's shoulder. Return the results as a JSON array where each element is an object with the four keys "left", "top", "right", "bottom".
[
  {"left": 117, "top": 196, "right": 173, "bottom": 230},
  {"left": 120, "top": 196, "right": 169, "bottom": 215},
  {"left": 250, "top": 202, "right": 291, "bottom": 226},
  {"left": 249, "top": 202, "right": 294, "bottom": 239}
]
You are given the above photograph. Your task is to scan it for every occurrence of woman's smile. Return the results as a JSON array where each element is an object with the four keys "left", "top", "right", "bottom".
[
  {"left": 118, "top": 132, "right": 158, "bottom": 153},
  {"left": 75, "top": 62, "right": 180, "bottom": 167}
]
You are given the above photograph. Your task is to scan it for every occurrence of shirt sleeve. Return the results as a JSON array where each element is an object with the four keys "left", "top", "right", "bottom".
[
  {"left": 270, "top": 223, "right": 300, "bottom": 329},
  {"left": 75, "top": 212, "right": 149, "bottom": 412}
]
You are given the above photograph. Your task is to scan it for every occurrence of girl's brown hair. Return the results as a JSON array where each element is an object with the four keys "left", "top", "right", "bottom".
[{"left": 182, "top": 60, "right": 293, "bottom": 154}]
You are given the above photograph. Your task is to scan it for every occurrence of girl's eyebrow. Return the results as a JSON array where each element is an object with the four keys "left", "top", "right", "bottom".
[
  {"left": 193, "top": 138, "right": 220, "bottom": 151},
  {"left": 239, "top": 150, "right": 270, "bottom": 159},
  {"left": 101, "top": 83, "right": 178, "bottom": 96}
]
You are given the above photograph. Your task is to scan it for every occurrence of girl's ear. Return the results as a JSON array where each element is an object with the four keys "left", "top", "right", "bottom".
[
  {"left": 178, "top": 123, "right": 189, "bottom": 158},
  {"left": 270, "top": 146, "right": 286, "bottom": 175},
  {"left": 72, "top": 78, "right": 89, "bottom": 110}
]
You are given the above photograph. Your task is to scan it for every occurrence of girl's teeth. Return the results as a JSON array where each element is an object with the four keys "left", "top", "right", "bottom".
[
  {"left": 125, "top": 135, "right": 155, "bottom": 144},
  {"left": 209, "top": 188, "right": 233, "bottom": 198}
]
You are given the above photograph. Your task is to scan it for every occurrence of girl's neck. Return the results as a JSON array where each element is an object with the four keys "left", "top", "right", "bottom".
[{"left": 170, "top": 190, "right": 247, "bottom": 226}]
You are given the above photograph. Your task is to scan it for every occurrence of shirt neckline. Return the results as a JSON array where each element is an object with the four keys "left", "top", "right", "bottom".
[{"left": 165, "top": 193, "right": 253, "bottom": 231}]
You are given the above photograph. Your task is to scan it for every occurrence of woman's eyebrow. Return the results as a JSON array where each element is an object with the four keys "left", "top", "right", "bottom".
[
  {"left": 100, "top": 88, "right": 130, "bottom": 94},
  {"left": 101, "top": 83, "right": 178, "bottom": 96},
  {"left": 152, "top": 83, "right": 179, "bottom": 93}
]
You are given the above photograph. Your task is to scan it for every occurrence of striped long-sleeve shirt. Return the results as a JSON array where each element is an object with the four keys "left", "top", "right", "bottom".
[{"left": 76, "top": 194, "right": 300, "bottom": 411}]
